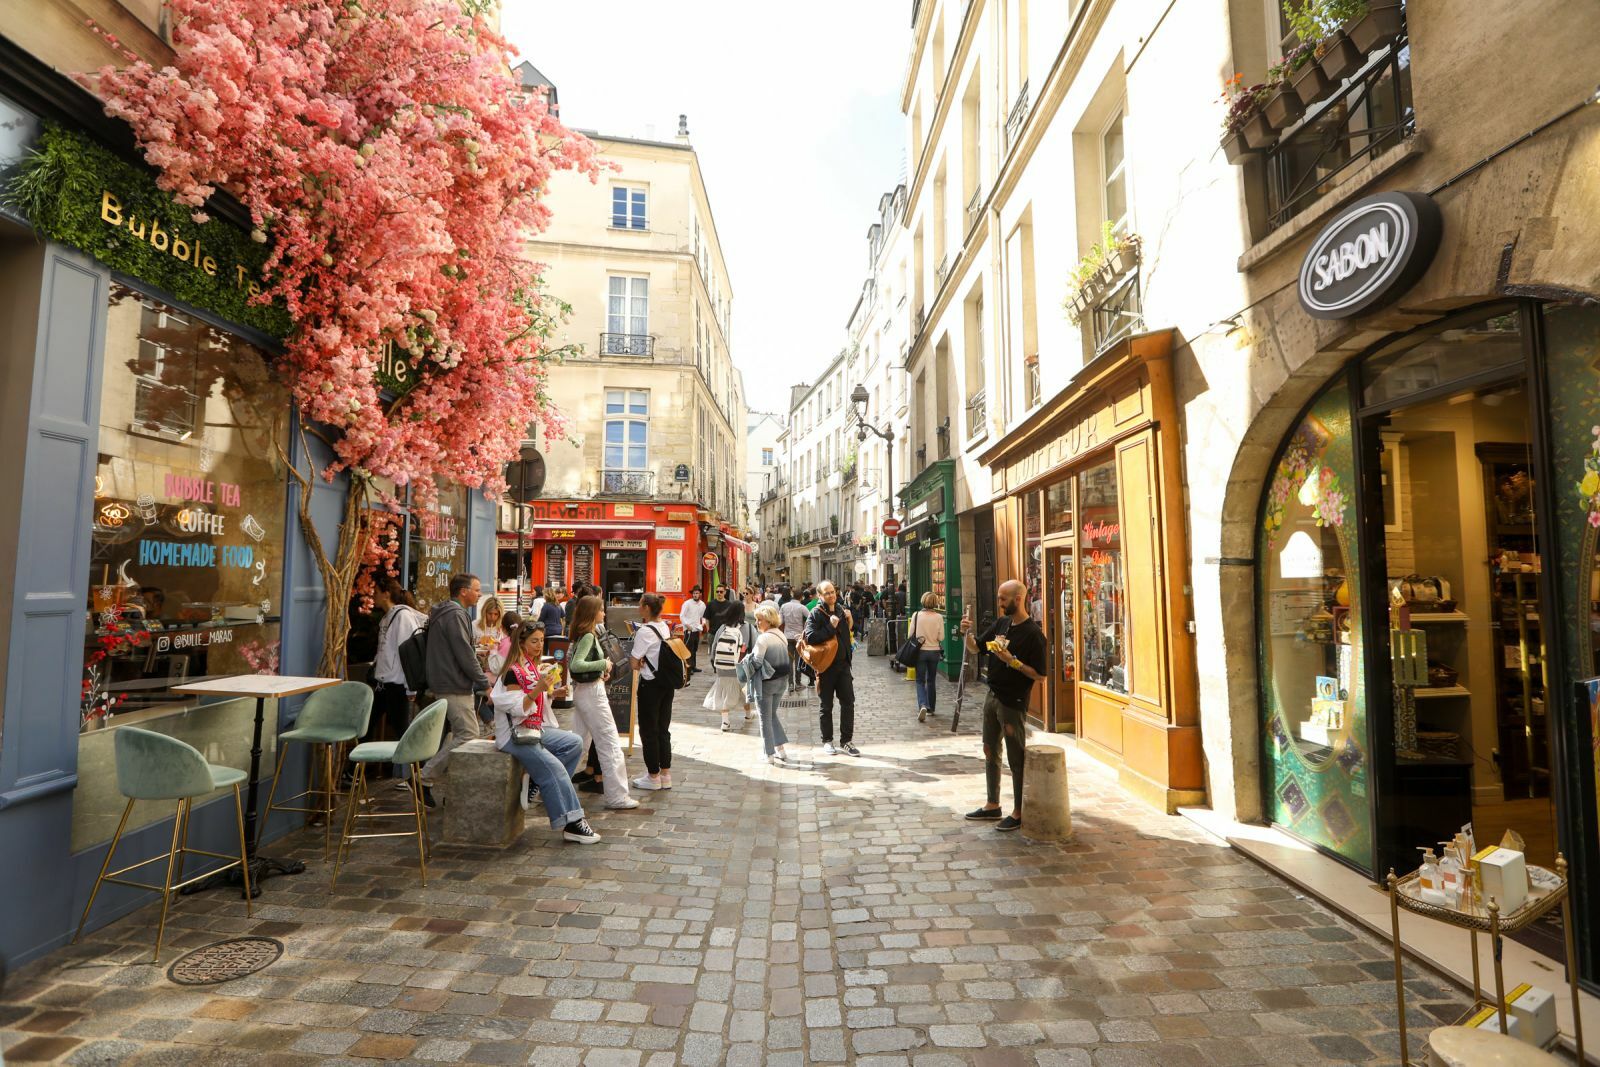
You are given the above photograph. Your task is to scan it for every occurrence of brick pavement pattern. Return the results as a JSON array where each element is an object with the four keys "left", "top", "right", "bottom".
[{"left": 1, "top": 654, "right": 1470, "bottom": 1065}]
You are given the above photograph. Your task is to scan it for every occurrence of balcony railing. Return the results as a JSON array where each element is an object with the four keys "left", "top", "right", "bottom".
[
  {"left": 1092, "top": 274, "right": 1144, "bottom": 355},
  {"left": 965, "top": 389, "right": 987, "bottom": 441},
  {"left": 1005, "top": 81, "right": 1030, "bottom": 153},
  {"left": 914, "top": 304, "right": 927, "bottom": 339},
  {"left": 965, "top": 187, "right": 982, "bottom": 236},
  {"left": 934, "top": 253, "right": 952, "bottom": 292},
  {"left": 601, "top": 469, "right": 656, "bottom": 496},
  {"left": 599, "top": 332, "right": 655, "bottom": 357},
  {"left": 1265, "top": 38, "right": 1413, "bottom": 232}
]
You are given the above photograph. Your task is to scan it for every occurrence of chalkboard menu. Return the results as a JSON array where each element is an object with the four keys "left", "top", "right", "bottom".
[
  {"left": 573, "top": 544, "right": 594, "bottom": 587},
  {"left": 546, "top": 543, "right": 568, "bottom": 587},
  {"left": 600, "top": 627, "right": 635, "bottom": 746}
]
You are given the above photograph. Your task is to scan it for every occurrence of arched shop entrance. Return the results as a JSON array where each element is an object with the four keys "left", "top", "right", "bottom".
[{"left": 1257, "top": 300, "right": 1600, "bottom": 964}]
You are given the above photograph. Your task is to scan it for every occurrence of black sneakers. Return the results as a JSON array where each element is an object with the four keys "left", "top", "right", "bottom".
[
  {"left": 996, "top": 816, "right": 1023, "bottom": 832},
  {"left": 841, "top": 743, "right": 862, "bottom": 757},
  {"left": 420, "top": 785, "right": 438, "bottom": 809},
  {"left": 563, "top": 819, "right": 601, "bottom": 844},
  {"left": 965, "top": 807, "right": 1002, "bottom": 821}
]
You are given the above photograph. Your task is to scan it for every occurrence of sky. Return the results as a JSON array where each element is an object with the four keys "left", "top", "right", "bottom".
[{"left": 500, "top": 1, "right": 908, "bottom": 416}]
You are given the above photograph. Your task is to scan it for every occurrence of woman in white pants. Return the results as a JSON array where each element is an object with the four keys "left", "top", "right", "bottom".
[{"left": 565, "top": 595, "right": 638, "bottom": 810}]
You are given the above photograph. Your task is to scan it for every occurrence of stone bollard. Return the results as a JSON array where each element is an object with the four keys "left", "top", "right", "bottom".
[
  {"left": 1021, "top": 740, "right": 1072, "bottom": 841},
  {"left": 1426, "top": 1026, "right": 1562, "bottom": 1066},
  {"left": 443, "top": 739, "right": 523, "bottom": 848}
]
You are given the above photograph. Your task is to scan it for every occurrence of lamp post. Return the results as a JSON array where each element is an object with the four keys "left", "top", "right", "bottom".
[{"left": 851, "top": 383, "right": 897, "bottom": 589}]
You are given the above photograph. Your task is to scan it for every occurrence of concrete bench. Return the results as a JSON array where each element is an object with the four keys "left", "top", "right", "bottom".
[
  {"left": 443, "top": 739, "right": 523, "bottom": 848},
  {"left": 1022, "top": 739, "right": 1072, "bottom": 842},
  {"left": 1427, "top": 1026, "right": 1562, "bottom": 1066}
]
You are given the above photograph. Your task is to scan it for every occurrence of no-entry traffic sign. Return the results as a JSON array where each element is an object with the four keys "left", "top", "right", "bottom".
[{"left": 881, "top": 518, "right": 902, "bottom": 537}]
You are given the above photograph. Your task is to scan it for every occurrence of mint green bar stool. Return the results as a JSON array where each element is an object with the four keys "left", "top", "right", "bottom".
[
  {"left": 332, "top": 700, "right": 446, "bottom": 888},
  {"left": 259, "top": 681, "right": 373, "bottom": 858},
  {"left": 74, "top": 726, "right": 252, "bottom": 962}
]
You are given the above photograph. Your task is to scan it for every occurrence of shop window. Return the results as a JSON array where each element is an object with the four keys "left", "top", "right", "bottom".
[
  {"left": 77, "top": 286, "right": 289, "bottom": 850},
  {"left": 1258, "top": 377, "right": 1371, "bottom": 870},
  {"left": 1045, "top": 479, "right": 1074, "bottom": 536},
  {"left": 1079, "top": 460, "right": 1125, "bottom": 693},
  {"left": 1024, "top": 491, "right": 1043, "bottom": 622},
  {"left": 409, "top": 482, "right": 467, "bottom": 611},
  {"left": 1363, "top": 308, "right": 1523, "bottom": 409}
]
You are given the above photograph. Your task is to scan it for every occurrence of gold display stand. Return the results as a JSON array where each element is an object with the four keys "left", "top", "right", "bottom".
[{"left": 1386, "top": 854, "right": 1583, "bottom": 1065}]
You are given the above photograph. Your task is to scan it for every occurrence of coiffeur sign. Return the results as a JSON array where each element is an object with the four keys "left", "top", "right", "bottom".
[{"left": 1298, "top": 191, "right": 1442, "bottom": 320}]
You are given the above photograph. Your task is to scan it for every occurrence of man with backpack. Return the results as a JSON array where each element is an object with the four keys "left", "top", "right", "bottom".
[
  {"left": 705, "top": 601, "right": 757, "bottom": 732},
  {"left": 629, "top": 593, "right": 686, "bottom": 791},
  {"left": 416, "top": 573, "right": 490, "bottom": 806}
]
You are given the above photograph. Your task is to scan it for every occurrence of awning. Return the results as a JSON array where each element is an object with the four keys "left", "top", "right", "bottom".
[
  {"left": 722, "top": 534, "right": 753, "bottom": 553},
  {"left": 503, "top": 521, "right": 656, "bottom": 542}
]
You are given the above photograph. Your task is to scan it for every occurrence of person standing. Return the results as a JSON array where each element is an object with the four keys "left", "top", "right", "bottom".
[
  {"left": 752, "top": 605, "right": 794, "bottom": 766},
  {"left": 959, "top": 580, "right": 1048, "bottom": 833},
  {"left": 419, "top": 573, "right": 490, "bottom": 807},
  {"left": 629, "top": 593, "right": 680, "bottom": 791},
  {"left": 489, "top": 621, "right": 601, "bottom": 844},
  {"left": 565, "top": 595, "right": 639, "bottom": 810},
  {"left": 804, "top": 580, "right": 859, "bottom": 757},
  {"left": 780, "top": 588, "right": 809, "bottom": 688},
  {"left": 911, "top": 592, "right": 945, "bottom": 722},
  {"left": 539, "top": 585, "right": 566, "bottom": 637},
  {"left": 705, "top": 601, "right": 756, "bottom": 732},
  {"left": 369, "top": 580, "right": 426, "bottom": 780},
  {"left": 679, "top": 586, "right": 707, "bottom": 676}
]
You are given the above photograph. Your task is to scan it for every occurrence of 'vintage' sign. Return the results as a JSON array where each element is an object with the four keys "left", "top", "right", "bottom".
[{"left": 1298, "top": 191, "right": 1442, "bottom": 320}]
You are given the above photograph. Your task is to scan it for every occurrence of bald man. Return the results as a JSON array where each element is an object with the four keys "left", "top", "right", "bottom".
[{"left": 959, "top": 579, "right": 1048, "bottom": 832}]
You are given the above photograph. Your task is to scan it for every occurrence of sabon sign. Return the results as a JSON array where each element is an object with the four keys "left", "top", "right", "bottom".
[{"left": 1298, "top": 191, "right": 1442, "bottom": 320}]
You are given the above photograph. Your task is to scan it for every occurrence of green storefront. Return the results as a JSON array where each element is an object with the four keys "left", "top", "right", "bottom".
[{"left": 900, "top": 460, "right": 961, "bottom": 678}]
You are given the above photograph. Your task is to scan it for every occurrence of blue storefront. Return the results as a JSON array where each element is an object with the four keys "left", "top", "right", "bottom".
[{"left": 0, "top": 57, "right": 496, "bottom": 968}]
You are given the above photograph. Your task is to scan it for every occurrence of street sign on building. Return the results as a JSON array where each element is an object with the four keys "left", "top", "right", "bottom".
[
  {"left": 881, "top": 518, "right": 902, "bottom": 537},
  {"left": 674, "top": 463, "right": 691, "bottom": 482},
  {"left": 701, "top": 552, "right": 718, "bottom": 570}
]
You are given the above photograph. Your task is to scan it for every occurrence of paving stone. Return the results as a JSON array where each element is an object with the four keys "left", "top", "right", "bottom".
[{"left": 4, "top": 668, "right": 1466, "bottom": 1067}]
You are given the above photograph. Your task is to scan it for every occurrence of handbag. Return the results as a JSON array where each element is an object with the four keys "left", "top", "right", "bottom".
[
  {"left": 894, "top": 635, "right": 925, "bottom": 670},
  {"left": 798, "top": 637, "right": 838, "bottom": 675},
  {"left": 512, "top": 722, "right": 543, "bottom": 746}
]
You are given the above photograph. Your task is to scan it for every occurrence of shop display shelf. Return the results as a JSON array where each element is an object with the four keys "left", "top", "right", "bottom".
[
  {"left": 1409, "top": 611, "right": 1469, "bottom": 623},
  {"left": 1386, "top": 856, "right": 1581, "bottom": 1064},
  {"left": 1414, "top": 685, "right": 1470, "bottom": 699}
]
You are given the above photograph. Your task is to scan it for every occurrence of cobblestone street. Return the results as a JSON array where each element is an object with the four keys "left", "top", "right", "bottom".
[{"left": 1, "top": 658, "right": 1467, "bottom": 1066}]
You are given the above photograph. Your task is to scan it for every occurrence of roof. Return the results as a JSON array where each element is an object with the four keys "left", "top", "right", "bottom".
[{"left": 514, "top": 62, "right": 558, "bottom": 111}]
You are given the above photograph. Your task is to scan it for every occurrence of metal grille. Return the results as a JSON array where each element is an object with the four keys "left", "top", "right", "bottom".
[{"left": 166, "top": 936, "right": 283, "bottom": 986}]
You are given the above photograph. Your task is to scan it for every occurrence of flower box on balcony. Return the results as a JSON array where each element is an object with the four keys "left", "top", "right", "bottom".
[
  {"left": 1345, "top": 2, "right": 1403, "bottom": 53},
  {"left": 1317, "top": 29, "right": 1362, "bottom": 83},
  {"left": 1290, "top": 58, "right": 1334, "bottom": 107},
  {"left": 1262, "top": 86, "right": 1304, "bottom": 132}
]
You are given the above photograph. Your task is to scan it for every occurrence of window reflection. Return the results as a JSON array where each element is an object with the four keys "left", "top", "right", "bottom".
[{"left": 1079, "top": 460, "right": 1125, "bottom": 693}]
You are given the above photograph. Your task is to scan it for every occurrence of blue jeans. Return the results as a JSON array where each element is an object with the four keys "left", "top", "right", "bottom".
[
  {"left": 916, "top": 649, "right": 942, "bottom": 712},
  {"left": 499, "top": 726, "right": 584, "bottom": 830},
  {"left": 758, "top": 682, "right": 789, "bottom": 757}
]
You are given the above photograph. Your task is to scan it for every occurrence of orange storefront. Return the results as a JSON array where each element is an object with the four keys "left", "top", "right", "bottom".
[
  {"left": 981, "top": 330, "right": 1204, "bottom": 813},
  {"left": 497, "top": 500, "right": 704, "bottom": 616}
]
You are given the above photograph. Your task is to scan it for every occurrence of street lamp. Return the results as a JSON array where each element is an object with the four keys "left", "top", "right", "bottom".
[{"left": 851, "top": 383, "right": 898, "bottom": 589}]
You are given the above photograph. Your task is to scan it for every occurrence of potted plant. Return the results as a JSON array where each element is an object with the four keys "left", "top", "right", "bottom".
[
  {"left": 1063, "top": 224, "right": 1139, "bottom": 325},
  {"left": 1219, "top": 74, "right": 1273, "bottom": 163},
  {"left": 1345, "top": 1, "right": 1404, "bottom": 53},
  {"left": 1283, "top": 0, "right": 1368, "bottom": 87},
  {"left": 1278, "top": 38, "right": 1332, "bottom": 107},
  {"left": 1261, "top": 63, "right": 1304, "bottom": 131}
]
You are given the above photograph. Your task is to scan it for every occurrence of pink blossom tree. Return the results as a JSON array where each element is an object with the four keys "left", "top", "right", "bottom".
[{"left": 83, "top": 0, "right": 600, "bottom": 674}]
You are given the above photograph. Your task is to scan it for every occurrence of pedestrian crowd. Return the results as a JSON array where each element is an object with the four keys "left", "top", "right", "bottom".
[{"left": 360, "top": 567, "right": 1048, "bottom": 847}]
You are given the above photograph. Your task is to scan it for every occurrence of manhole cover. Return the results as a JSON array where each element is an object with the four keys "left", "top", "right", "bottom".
[{"left": 166, "top": 936, "right": 283, "bottom": 985}]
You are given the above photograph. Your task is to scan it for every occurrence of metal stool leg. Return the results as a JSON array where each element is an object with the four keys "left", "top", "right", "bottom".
[
  {"left": 331, "top": 763, "right": 364, "bottom": 889},
  {"left": 233, "top": 783, "right": 254, "bottom": 915},
  {"left": 73, "top": 798, "right": 134, "bottom": 945},
  {"left": 151, "top": 798, "right": 188, "bottom": 963},
  {"left": 256, "top": 742, "right": 291, "bottom": 853},
  {"left": 407, "top": 772, "right": 428, "bottom": 885}
]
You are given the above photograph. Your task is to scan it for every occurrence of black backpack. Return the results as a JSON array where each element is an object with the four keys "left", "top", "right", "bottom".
[
  {"left": 644, "top": 622, "right": 689, "bottom": 691},
  {"left": 398, "top": 623, "right": 429, "bottom": 693}
]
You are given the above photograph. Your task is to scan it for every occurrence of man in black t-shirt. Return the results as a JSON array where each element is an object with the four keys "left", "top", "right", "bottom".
[{"left": 959, "top": 579, "right": 1048, "bottom": 832}]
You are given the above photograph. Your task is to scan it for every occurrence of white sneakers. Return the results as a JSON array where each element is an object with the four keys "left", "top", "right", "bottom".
[
  {"left": 606, "top": 797, "right": 641, "bottom": 810},
  {"left": 632, "top": 775, "right": 664, "bottom": 791},
  {"left": 822, "top": 742, "right": 838, "bottom": 756}
]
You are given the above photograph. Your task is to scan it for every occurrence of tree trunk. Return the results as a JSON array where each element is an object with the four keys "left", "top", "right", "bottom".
[{"left": 287, "top": 439, "right": 371, "bottom": 680}]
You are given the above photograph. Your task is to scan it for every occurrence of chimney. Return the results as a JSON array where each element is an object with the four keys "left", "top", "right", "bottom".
[{"left": 676, "top": 114, "right": 691, "bottom": 143}]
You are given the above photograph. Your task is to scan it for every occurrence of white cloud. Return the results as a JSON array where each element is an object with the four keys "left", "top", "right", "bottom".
[{"left": 501, "top": 0, "right": 907, "bottom": 413}]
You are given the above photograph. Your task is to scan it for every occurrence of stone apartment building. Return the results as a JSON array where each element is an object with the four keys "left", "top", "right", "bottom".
[{"left": 508, "top": 114, "right": 751, "bottom": 608}]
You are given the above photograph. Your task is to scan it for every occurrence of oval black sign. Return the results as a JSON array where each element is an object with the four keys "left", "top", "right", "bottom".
[{"left": 1298, "top": 191, "right": 1442, "bottom": 319}]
